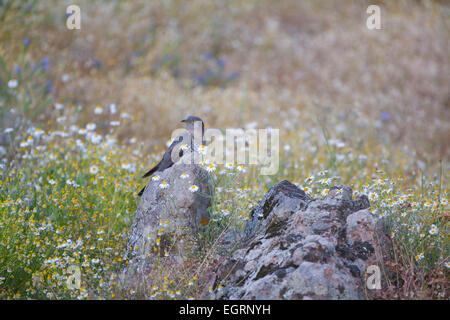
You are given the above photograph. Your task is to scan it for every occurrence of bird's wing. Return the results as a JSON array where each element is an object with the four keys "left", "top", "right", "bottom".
[{"left": 141, "top": 135, "right": 185, "bottom": 178}]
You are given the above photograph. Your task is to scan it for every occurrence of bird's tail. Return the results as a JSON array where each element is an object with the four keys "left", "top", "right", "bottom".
[
  {"left": 137, "top": 186, "right": 146, "bottom": 197},
  {"left": 142, "top": 165, "right": 158, "bottom": 178}
]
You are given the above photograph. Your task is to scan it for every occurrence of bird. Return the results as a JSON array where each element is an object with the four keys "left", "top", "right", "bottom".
[{"left": 138, "top": 116, "right": 205, "bottom": 197}]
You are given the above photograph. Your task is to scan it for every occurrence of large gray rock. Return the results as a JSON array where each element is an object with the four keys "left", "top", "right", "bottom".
[
  {"left": 215, "top": 181, "right": 390, "bottom": 300},
  {"left": 122, "top": 163, "right": 213, "bottom": 292}
]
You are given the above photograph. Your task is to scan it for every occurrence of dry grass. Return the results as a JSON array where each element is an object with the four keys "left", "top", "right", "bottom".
[{"left": 0, "top": 0, "right": 448, "bottom": 300}]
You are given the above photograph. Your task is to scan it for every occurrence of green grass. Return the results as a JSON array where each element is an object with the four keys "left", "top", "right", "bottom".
[{"left": 0, "top": 0, "right": 448, "bottom": 300}]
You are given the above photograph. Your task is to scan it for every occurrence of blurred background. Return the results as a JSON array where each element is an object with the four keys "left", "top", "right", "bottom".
[
  {"left": 1, "top": 0, "right": 449, "bottom": 163},
  {"left": 0, "top": 0, "right": 449, "bottom": 300}
]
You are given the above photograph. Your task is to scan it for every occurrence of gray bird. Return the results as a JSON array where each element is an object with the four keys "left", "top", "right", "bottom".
[{"left": 138, "top": 116, "right": 205, "bottom": 197}]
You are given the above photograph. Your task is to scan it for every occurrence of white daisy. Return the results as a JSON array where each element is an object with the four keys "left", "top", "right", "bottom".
[
  {"left": 8, "top": 79, "right": 18, "bottom": 88},
  {"left": 368, "top": 192, "right": 379, "bottom": 201},
  {"left": 152, "top": 175, "right": 160, "bottom": 181},
  {"left": 429, "top": 224, "right": 438, "bottom": 235},
  {"left": 198, "top": 145, "right": 207, "bottom": 155},
  {"left": 89, "top": 165, "right": 99, "bottom": 174},
  {"left": 129, "top": 137, "right": 137, "bottom": 144},
  {"left": 159, "top": 181, "right": 169, "bottom": 189},
  {"left": 86, "top": 122, "right": 96, "bottom": 131},
  {"left": 189, "top": 185, "right": 199, "bottom": 192},
  {"left": 90, "top": 133, "right": 102, "bottom": 144},
  {"left": 121, "top": 163, "right": 131, "bottom": 170},
  {"left": 94, "top": 105, "right": 103, "bottom": 114},
  {"left": 318, "top": 170, "right": 328, "bottom": 176},
  {"left": 302, "top": 186, "right": 313, "bottom": 195},
  {"left": 180, "top": 173, "right": 189, "bottom": 179}
]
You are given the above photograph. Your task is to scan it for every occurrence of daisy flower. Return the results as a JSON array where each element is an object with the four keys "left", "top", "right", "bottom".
[
  {"left": 129, "top": 137, "right": 137, "bottom": 144},
  {"left": 368, "top": 192, "right": 379, "bottom": 201},
  {"left": 189, "top": 185, "right": 199, "bottom": 192},
  {"left": 89, "top": 165, "right": 99, "bottom": 174},
  {"left": 159, "top": 181, "right": 169, "bottom": 189},
  {"left": 86, "top": 122, "right": 96, "bottom": 131},
  {"left": 429, "top": 224, "right": 438, "bottom": 235},
  {"left": 226, "top": 162, "right": 234, "bottom": 169},
  {"left": 121, "top": 163, "right": 131, "bottom": 170},
  {"left": 206, "top": 164, "right": 216, "bottom": 172},
  {"left": 198, "top": 145, "right": 207, "bottom": 155},
  {"left": 180, "top": 173, "right": 189, "bottom": 179},
  {"left": 321, "top": 189, "right": 329, "bottom": 196},
  {"left": 8, "top": 79, "right": 18, "bottom": 88},
  {"left": 303, "top": 186, "right": 312, "bottom": 195},
  {"left": 318, "top": 170, "right": 328, "bottom": 176},
  {"left": 120, "top": 112, "right": 131, "bottom": 119},
  {"left": 94, "top": 105, "right": 103, "bottom": 114},
  {"left": 90, "top": 133, "right": 102, "bottom": 144}
]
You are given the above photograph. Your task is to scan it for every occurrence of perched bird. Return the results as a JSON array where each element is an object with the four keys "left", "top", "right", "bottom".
[{"left": 138, "top": 116, "right": 205, "bottom": 197}]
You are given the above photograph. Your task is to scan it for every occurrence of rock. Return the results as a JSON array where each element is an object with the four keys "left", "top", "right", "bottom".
[
  {"left": 244, "top": 180, "right": 312, "bottom": 240},
  {"left": 216, "top": 181, "right": 390, "bottom": 300},
  {"left": 122, "top": 163, "right": 213, "bottom": 292}
]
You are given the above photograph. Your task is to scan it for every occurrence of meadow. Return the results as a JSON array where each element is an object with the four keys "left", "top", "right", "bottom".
[{"left": 0, "top": 0, "right": 448, "bottom": 299}]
